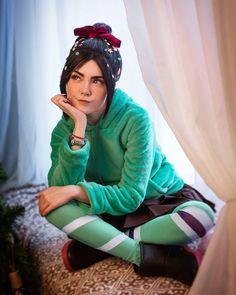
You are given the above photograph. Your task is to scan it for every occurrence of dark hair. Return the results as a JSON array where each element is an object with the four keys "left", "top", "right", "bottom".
[{"left": 60, "top": 23, "right": 122, "bottom": 117}]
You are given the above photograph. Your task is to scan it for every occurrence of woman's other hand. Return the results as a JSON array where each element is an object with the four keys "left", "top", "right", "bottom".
[
  {"left": 38, "top": 185, "right": 90, "bottom": 216},
  {"left": 38, "top": 185, "right": 78, "bottom": 216}
]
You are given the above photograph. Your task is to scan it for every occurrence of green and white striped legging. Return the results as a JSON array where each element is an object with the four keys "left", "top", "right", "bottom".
[{"left": 46, "top": 200, "right": 215, "bottom": 266}]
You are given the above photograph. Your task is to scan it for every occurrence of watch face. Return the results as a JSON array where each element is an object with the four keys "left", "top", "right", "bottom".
[{"left": 70, "top": 138, "right": 84, "bottom": 147}]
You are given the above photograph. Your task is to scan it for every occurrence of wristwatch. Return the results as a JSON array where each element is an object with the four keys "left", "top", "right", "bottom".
[{"left": 70, "top": 138, "right": 85, "bottom": 147}]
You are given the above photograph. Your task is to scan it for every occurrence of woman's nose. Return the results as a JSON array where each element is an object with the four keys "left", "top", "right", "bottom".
[{"left": 80, "top": 81, "right": 91, "bottom": 96}]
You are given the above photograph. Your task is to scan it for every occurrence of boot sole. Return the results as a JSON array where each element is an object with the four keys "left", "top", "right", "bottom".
[{"left": 62, "top": 240, "right": 75, "bottom": 272}]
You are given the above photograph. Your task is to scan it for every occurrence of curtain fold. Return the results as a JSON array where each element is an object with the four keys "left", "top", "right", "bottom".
[
  {"left": 14, "top": 0, "right": 62, "bottom": 186},
  {"left": 124, "top": 0, "right": 236, "bottom": 294},
  {"left": 0, "top": 0, "right": 17, "bottom": 183},
  {"left": 0, "top": 0, "right": 14, "bottom": 146},
  {"left": 1, "top": 0, "right": 62, "bottom": 190}
]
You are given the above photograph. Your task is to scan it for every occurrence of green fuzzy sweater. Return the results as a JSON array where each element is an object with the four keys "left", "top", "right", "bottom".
[{"left": 48, "top": 89, "right": 184, "bottom": 216}]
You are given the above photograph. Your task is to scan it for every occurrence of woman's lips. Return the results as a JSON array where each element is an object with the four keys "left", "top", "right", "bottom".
[{"left": 78, "top": 99, "right": 91, "bottom": 103}]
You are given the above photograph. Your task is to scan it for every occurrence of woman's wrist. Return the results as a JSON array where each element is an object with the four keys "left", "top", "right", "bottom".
[
  {"left": 70, "top": 185, "right": 90, "bottom": 205},
  {"left": 72, "top": 130, "right": 85, "bottom": 139},
  {"left": 73, "top": 119, "right": 86, "bottom": 137},
  {"left": 69, "top": 134, "right": 85, "bottom": 149},
  {"left": 69, "top": 185, "right": 80, "bottom": 198}
]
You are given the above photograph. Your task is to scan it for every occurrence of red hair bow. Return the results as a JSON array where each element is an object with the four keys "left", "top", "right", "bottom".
[{"left": 74, "top": 25, "right": 121, "bottom": 48}]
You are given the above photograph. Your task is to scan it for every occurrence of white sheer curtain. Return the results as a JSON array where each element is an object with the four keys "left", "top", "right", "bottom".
[
  {"left": 124, "top": 0, "right": 236, "bottom": 294},
  {"left": 1, "top": 0, "right": 196, "bottom": 191}
]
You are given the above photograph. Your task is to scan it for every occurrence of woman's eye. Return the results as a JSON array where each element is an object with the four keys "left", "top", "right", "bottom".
[
  {"left": 71, "top": 74, "right": 80, "bottom": 80},
  {"left": 93, "top": 79, "right": 104, "bottom": 84}
]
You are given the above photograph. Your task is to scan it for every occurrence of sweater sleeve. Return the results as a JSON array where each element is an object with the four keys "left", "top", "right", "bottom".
[
  {"left": 78, "top": 111, "right": 159, "bottom": 216},
  {"left": 48, "top": 119, "right": 90, "bottom": 186}
]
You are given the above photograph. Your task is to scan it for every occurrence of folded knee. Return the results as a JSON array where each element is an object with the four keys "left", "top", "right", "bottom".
[{"left": 172, "top": 204, "right": 215, "bottom": 241}]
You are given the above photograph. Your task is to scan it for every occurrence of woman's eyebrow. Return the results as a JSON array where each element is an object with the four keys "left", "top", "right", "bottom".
[{"left": 73, "top": 70, "right": 104, "bottom": 79}]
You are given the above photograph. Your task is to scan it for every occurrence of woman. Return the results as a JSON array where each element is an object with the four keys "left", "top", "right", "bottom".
[{"left": 39, "top": 23, "right": 215, "bottom": 285}]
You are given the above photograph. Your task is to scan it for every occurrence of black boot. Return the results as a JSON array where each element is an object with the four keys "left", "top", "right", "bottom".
[
  {"left": 62, "top": 239, "right": 111, "bottom": 272},
  {"left": 133, "top": 243, "right": 199, "bottom": 285}
]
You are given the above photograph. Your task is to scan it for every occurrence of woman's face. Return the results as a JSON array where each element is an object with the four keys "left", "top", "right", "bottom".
[{"left": 66, "top": 59, "right": 107, "bottom": 125}]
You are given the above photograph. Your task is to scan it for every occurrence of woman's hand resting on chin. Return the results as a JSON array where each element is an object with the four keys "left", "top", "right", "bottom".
[{"left": 51, "top": 94, "right": 87, "bottom": 127}]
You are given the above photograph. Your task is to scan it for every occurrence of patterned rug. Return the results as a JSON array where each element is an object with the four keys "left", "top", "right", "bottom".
[{"left": 4, "top": 185, "right": 190, "bottom": 295}]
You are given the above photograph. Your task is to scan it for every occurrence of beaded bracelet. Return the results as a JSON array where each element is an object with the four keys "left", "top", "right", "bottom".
[{"left": 71, "top": 133, "right": 85, "bottom": 140}]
